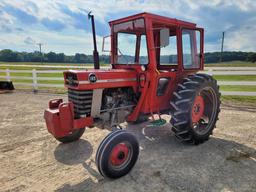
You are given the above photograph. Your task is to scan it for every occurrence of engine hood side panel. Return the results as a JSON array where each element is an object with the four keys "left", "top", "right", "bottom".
[{"left": 64, "top": 69, "right": 138, "bottom": 90}]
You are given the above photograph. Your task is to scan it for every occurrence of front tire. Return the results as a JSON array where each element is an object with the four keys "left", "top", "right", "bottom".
[
  {"left": 96, "top": 130, "right": 139, "bottom": 179},
  {"left": 55, "top": 128, "right": 85, "bottom": 143},
  {"left": 170, "top": 74, "right": 221, "bottom": 144}
]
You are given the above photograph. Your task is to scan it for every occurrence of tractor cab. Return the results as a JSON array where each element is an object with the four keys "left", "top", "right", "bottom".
[{"left": 108, "top": 13, "right": 204, "bottom": 73}]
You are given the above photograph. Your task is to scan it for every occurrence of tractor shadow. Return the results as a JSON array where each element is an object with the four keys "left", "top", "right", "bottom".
[
  {"left": 55, "top": 121, "right": 256, "bottom": 192},
  {"left": 54, "top": 139, "right": 93, "bottom": 165}
]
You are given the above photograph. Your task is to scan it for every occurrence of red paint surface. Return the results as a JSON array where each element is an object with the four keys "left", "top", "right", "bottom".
[
  {"left": 44, "top": 101, "right": 93, "bottom": 138},
  {"left": 192, "top": 95, "right": 205, "bottom": 123},
  {"left": 110, "top": 143, "right": 130, "bottom": 166}
]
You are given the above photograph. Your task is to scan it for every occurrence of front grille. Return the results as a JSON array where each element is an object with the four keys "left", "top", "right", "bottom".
[{"left": 68, "top": 89, "right": 93, "bottom": 118}]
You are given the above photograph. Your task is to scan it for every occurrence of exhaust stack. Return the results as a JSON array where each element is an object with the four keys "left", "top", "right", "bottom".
[{"left": 88, "top": 12, "right": 100, "bottom": 69}]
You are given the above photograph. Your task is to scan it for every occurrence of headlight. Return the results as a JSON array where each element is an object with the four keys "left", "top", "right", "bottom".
[{"left": 65, "top": 72, "right": 78, "bottom": 87}]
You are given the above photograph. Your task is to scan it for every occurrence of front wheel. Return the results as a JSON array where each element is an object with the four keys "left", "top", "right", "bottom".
[
  {"left": 55, "top": 128, "right": 85, "bottom": 143},
  {"left": 170, "top": 74, "right": 221, "bottom": 144},
  {"left": 96, "top": 130, "right": 139, "bottom": 179}
]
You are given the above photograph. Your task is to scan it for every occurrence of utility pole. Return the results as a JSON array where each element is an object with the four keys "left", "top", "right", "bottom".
[
  {"left": 37, "top": 43, "right": 43, "bottom": 64},
  {"left": 220, "top": 31, "right": 225, "bottom": 63}
]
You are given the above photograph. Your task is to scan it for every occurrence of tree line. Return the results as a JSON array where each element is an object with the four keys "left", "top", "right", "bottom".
[
  {"left": 0, "top": 49, "right": 255, "bottom": 64},
  {"left": 204, "top": 51, "right": 256, "bottom": 63},
  {"left": 0, "top": 49, "right": 110, "bottom": 64}
]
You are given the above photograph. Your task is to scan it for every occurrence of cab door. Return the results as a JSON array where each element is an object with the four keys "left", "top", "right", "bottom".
[
  {"left": 181, "top": 28, "right": 204, "bottom": 71},
  {"left": 154, "top": 27, "right": 179, "bottom": 111}
]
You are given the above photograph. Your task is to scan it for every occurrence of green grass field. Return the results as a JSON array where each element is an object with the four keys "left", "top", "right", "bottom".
[
  {"left": 0, "top": 65, "right": 83, "bottom": 71},
  {"left": 221, "top": 95, "right": 256, "bottom": 105},
  {"left": 213, "top": 75, "right": 256, "bottom": 81},
  {"left": 0, "top": 61, "right": 109, "bottom": 67},
  {"left": 220, "top": 85, "right": 256, "bottom": 92},
  {"left": 1, "top": 61, "right": 256, "bottom": 104},
  {"left": 205, "top": 61, "right": 256, "bottom": 67}
]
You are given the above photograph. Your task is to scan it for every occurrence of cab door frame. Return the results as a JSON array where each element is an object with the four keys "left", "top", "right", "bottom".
[{"left": 179, "top": 27, "right": 204, "bottom": 73}]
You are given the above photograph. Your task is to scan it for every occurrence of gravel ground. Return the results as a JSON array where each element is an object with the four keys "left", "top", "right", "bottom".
[{"left": 0, "top": 92, "right": 256, "bottom": 192}]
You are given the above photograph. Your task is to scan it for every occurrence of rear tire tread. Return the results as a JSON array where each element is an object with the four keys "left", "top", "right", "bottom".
[{"left": 170, "top": 73, "right": 221, "bottom": 144}]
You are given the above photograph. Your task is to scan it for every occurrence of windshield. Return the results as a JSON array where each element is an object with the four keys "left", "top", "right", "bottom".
[{"left": 113, "top": 18, "right": 148, "bottom": 65}]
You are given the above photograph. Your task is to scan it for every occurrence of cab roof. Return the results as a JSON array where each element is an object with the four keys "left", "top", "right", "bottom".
[{"left": 109, "top": 12, "right": 196, "bottom": 28}]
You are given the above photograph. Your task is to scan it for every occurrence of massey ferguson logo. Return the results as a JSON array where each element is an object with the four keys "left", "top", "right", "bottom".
[{"left": 88, "top": 73, "right": 97, "bottom": 83}]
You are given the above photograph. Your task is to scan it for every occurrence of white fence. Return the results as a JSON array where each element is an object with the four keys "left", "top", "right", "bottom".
[
  {"left": 0, "top": 69, "right": 64, "bottom": 90},
  {"left": 0, "top": 67, "right": 256, "bottom": 96}
]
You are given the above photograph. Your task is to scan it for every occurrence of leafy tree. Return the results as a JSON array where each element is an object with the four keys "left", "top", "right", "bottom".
[
  {"left": 247, "top": 53, "right": 256, "bottom": 63},
  {"left": 56, "top": 53, "right": 65, "bottom": 63},
  {"left": 46, "top": 52, "right": 57, "bottom": 62},
  {"left": 0, "top": 49, "right": 21, "bottom": 62}
]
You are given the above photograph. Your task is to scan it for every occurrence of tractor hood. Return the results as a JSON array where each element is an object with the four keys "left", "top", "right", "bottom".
[{"left": 64, "top": 69, "right": 138, "bottom": 90}]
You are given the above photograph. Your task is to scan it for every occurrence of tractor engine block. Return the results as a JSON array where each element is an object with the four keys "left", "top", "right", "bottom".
[{"left": 99, "top": 88, "right": 137, "bottom": 128}]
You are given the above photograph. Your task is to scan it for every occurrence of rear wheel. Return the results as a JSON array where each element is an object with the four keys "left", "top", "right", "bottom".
[
  {"left": 96, "top": 130, "right": 139, "bottom": 179},
  {"left": 170, "top": 74, "right": 220, "bottom": 144},
  {"left": 55, "top": 128, "right": 85, "bottom": 143}
]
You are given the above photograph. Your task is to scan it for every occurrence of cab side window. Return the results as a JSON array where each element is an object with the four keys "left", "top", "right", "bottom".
[
  {"left": 139, "top": 35, "right": 148, "bottom": 65},
  {"left": 182, "top": 29, "right": 201, "bottom": 69},
  {"left": 160, "top": 34, "right": 178, "bottom": 65}
]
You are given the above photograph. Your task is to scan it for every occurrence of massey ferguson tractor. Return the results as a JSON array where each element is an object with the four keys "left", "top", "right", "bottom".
[{"left": 44, "top": 13, "right": 220, "bottom": 179}]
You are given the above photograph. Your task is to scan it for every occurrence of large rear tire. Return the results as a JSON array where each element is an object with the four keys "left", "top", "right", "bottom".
[
  {"left": 55, "top": 128, "right": 85, "bottom": 143},
  {"left": 170, "top": 74, "right": 221, "bottom": 144}
]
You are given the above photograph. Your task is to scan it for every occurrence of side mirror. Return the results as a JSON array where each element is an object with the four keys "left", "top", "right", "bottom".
[
  {"left": 160, "top": 28, "right": 169, "bottom": 47},
  {"left": 102, "top": 35, "right": 111, "bottom": 52}
]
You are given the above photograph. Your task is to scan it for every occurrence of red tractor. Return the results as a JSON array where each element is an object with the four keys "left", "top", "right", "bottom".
[{"left": 44, "top": 12, "right": 220, "bottom": 179}]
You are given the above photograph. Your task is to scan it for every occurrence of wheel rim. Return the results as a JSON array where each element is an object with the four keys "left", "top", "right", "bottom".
[
  {"left": 109, "top": 143, "right": 132, "bottom": 170},
  {"left": 192, "top": 87, "right": 218, "bottom": 135},
  {"left": 192, "top": 95, "right": 205, "bottom": 123}
]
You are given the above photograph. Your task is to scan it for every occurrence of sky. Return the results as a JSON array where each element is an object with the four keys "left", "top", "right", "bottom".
[{"left": 0, "top": 0, "right": 255, "bottom": 55}]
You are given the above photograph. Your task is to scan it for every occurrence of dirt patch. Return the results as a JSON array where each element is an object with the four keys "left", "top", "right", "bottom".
[
  {"left": 226, "top": 148, "right": 256, "bottom": 162},
  {"left": 0, "top": 92, "right": 256, "bottom": 192}
]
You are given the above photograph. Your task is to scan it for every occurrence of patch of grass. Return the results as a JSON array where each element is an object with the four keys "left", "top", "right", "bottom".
[
  {"left": 0, "top": 66, "right": 65, "bottom": 81},
  {"left": 37, "top": 73, "right": 63, "bottom": 77},
  {"left": 221, "top": 95, "right": 256, "bottom": 105},
  {"left": 205, "top": 61, "right": 256, "bottom": 67},
  {"left": 0, "top": 65, "right": 82, "bottom": 71},
  {"left": 37, "top": 80, "right": 63, "bottom": 84},
  {"left": 220, "top": 85, "right": 256, "bottom": 92},
  {"left": 0, "top": 78, "right": 63, "bottom": 84},
  {"left": 0, "top": 61, "right": 109, "bottom": 66},
  {"left": 0, "top": 72, "right": 63, "bottom": 78},
  {"left": 214, "top": 75, "right": 256, "bottom": 81}
]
